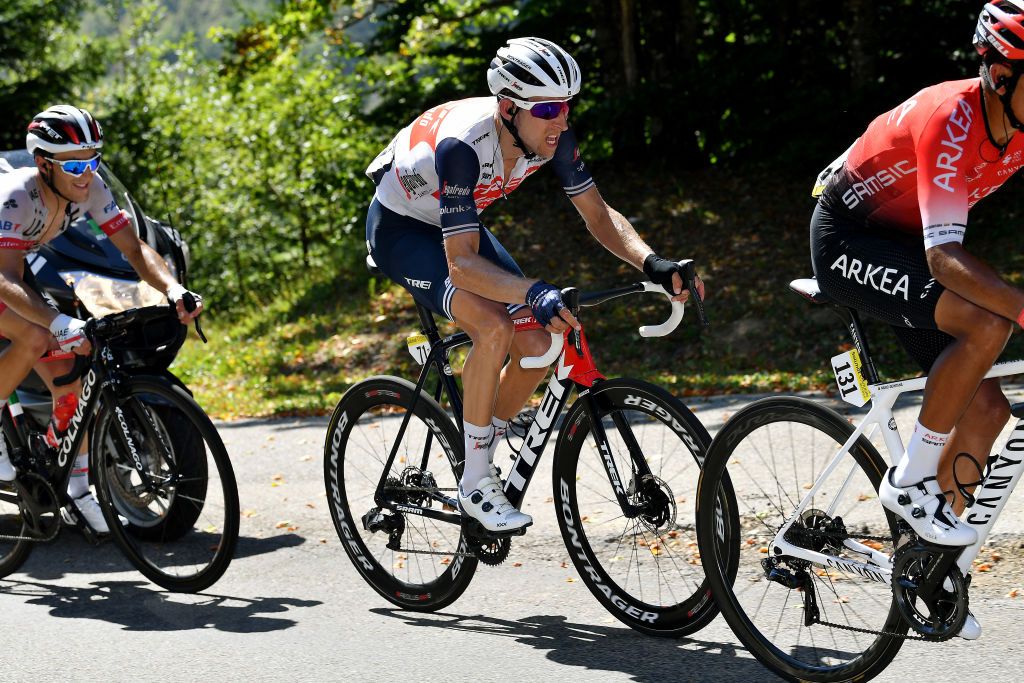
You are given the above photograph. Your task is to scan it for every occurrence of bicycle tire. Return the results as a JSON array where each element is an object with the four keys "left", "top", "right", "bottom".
[
  {"left": 696, "top": 396, "right": 906, "bottom": 682},
  {"left": 552, "top": 378, "right": 739, "bottom": 637},
  {"left": 0, "top": 449, "right": 33, "bottom": 577},
  {"left": 92, "top": 375, "right": 239, "bottom": 593},
  {"left": 325, "top": 375, "right": 478, "bottom": 611}
]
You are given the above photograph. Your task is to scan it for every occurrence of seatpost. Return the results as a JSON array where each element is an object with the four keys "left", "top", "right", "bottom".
[{"left": 843, "top": 307, "right": 880, "bottom": 385}]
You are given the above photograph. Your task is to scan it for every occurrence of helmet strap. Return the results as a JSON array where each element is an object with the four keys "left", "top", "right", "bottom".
[
  {"left": 997, "top": 69, "right": 1024, "bottom": 132},
  {"left": 38, "top": 158, "right": 75, "bottom": 204},
  {"left": 500, "top": 102, "right": 539, "bottom": 161}
]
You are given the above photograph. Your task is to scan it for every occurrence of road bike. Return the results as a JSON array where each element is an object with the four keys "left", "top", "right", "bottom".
[
  {"left": 0, "top": 304, "right": 239, "bottom": 592},
  {"left": 695, "top": 276, "right": 1024, "bottom": 681},
  {"left": 325, "top": 259, "right": 737, "bottom": 637}
]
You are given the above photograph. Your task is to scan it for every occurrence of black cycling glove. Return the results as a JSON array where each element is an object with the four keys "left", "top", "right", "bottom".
[
  {"left": 526, "top": 280, "right": 566, "bottom": 327},
  {"left": 643, "top": 254, "right": 683, "bottom": 295}
]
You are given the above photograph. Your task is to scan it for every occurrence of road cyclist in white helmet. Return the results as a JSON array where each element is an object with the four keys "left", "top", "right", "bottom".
[
  {"left": 364, "top": 37, "right": 705, "bottom": 535},
  {"left": 0, "top": 105, "right": 203, "bottom": 533}
]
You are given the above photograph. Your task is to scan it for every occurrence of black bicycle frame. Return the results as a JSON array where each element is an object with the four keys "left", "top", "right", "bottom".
[{"left": 372, "top": 294, "right": 657, "bottom": 525}]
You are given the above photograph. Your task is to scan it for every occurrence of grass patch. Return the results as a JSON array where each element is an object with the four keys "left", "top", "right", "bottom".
[{"left": 171, "top": 161, "right": 1024, "bottom": 419}]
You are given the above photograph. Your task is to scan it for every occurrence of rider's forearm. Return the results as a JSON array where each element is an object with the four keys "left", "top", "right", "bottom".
[
  {"left": 124, "top": 242, "right": 179, "bottom": 296},
  {"left": 585, "top": 206, "right": 653, "bottom": 270},
  {"left": 448, "top": 251, "right": 534, "bottom": 303},
  {"left": 927, "top": 244, "right": 1024, "bottom": 322},
  {"left": 0, "top": 277, "right": 59, "bottom": 328}
]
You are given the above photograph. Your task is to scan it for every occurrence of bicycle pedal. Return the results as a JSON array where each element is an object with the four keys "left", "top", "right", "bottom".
[{"left": 461, "top": 517, "right": 530, "bottom": 540}]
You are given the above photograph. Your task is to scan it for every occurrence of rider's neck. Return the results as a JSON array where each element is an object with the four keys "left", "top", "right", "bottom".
[
  {"left": 494, "top": 111, "right": 526, "bottom": 163},
  {"left": 984, "top": 85, "right": 1016, "bottom": 148},
  {"left": 35, "top": 168, "right": 67, "bottom": 215}
]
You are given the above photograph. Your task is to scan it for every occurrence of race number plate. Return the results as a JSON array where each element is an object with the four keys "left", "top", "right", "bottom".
[
  {"left": 406, "top": 333, "right": 431, "bottom": 365},
  {"left": 830, "top": 349, "right": 870, "bottom": 407}
]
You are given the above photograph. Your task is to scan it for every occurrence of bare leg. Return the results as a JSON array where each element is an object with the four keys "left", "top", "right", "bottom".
[
  {"left": 936, "top": 378, "right": 1010, "bottom": 514},
  {"left": 492, "top": 311, "right": 553, "bottom": 421}
]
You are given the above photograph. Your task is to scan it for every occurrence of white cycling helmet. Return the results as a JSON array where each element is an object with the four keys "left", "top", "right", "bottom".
[
  {"left": 26, "top": 105, "right": 104, "bottom": 157},
  {"left": 487, "top": 37, "right": 581, "bottom": 102}
]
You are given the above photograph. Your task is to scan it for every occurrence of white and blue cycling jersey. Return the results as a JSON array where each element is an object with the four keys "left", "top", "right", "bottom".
[{"left": 366, "top": 97, "right": 595, "bottom": 239}]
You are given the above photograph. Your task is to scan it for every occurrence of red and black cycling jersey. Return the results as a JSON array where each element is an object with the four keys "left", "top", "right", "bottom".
[{"left": 817, "top": 78, "right": 1024, "bottom": 249}]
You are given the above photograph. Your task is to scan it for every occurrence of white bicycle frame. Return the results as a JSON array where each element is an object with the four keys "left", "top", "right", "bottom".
[{"left": 768, "top": 358, "right": 1024, "bottom": 584}]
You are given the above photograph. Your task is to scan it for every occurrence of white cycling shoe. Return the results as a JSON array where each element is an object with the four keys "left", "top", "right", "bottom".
[
  {"left": 0, "top": 443, "right": 15, "bottom": 482},
  {"left": 459, "top": 475, "right": 532, "bottom": 534},
  {"left": 958, "top": 611, "right": 981, "bottom": 640},
  {"left": 61, "top": 492, "right": 125, "bottom": 534},
  {"left": 878, "top": 469, "right": 977, "bottom": 547}
]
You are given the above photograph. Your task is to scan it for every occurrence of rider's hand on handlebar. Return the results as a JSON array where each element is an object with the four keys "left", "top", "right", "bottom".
[
  {"left": 49, "top": 314, "right": 91, "bottom": 355},
  {"left": 167, "top": 283, "right": 204, "bottom": 324},
  {"left": 646, "top": 254, "right": 706, "bottom": 303},
  {"left": 526, "top": 280, "right": 581, "bottom": 334}
]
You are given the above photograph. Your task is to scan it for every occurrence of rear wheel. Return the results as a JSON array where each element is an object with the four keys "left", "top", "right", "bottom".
[
  {"left": 325, "top": 376, "right": 477, "bottom": 611},
  {"left": 0, "top": 428, "right": 38, "bottom": 577},
  {"left": 92, "top": 376, "right": 239, "bottom": 593},
  {"left": 696, "top": 397, "right": 905, "bottom": 682}
]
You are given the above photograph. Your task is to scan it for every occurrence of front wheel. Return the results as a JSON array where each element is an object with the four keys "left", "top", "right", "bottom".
[
  {"left": 696, "top": 397, "right": 905, "bottom": 682},
  {"left": 92, "top": 376, "right": 239, "bottom": 593},
  {"left": 552, "top": 378, "right": 738, "bottom": 637}
]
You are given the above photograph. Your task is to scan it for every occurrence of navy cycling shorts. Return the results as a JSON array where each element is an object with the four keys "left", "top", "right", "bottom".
[
  {"left": 810, "top": 200, "right": 954, "bottom": 373},
  {"left": 365, "top": 198, "right": 527, "bottom": 322}
]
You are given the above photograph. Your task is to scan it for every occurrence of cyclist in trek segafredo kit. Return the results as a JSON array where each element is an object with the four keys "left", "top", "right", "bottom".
[
  {"left": 810, "top": 2, "right": 1024, "bottom": 640},
  {"left": 365, "top": 37, "right": 704, "bottom": 535},
  {"left": 0, "top": 105, "right": 203, "bottom": 533}
]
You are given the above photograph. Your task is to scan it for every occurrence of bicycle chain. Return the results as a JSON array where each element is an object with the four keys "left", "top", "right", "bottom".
[{"left": 782, "top": 527, "right": 933, "bottom": 641}]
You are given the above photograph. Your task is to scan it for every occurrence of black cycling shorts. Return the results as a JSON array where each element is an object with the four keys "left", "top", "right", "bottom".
[
  {"left": 365, "top": 198, "right": 527, "bottom": 322},
  {"left": 810, "top": 200, "right": 954, "bottom": 372}
]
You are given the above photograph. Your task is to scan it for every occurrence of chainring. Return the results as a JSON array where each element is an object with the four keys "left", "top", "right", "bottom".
[
  {"left": 891, "top": 541, "right": 968, "bottom": 641},
  {"left": 14, "top": 472, "right": 61, "bottom": 540},
  {"left": 471, "top": 536, "right": 511, "bottom": 566}
]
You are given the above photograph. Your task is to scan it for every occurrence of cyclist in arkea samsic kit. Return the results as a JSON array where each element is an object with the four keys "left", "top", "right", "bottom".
[
  {"left": 364, "top": 37, "right": 704, "bottom": 535},
  {"left": 810, "top": 2, "right": 1024, "bottom": 640},
  {"left": 0, "top": 106, "right": 203, "bottom": 533}
]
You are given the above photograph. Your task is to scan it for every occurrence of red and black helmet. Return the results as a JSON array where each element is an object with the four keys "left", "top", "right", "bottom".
[
  {"left": 976, "top": 1, "right": 1024, "bottom": 61},
  {"left": 26, "top": 105, "right": 104, "bottom": 157}
]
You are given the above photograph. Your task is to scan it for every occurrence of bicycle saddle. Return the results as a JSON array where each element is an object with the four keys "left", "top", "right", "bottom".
[{"left": 789, "top": 277, "right": 834, "bottom": 306}]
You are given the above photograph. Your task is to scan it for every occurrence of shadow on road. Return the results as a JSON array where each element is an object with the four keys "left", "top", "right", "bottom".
[
  {"left": 10, "top": 532, "right": 305, "bottom": 582},
  {"left": 0, "top": 578, "right": 320, "bottom": 633},
  {"left": 371, "top": 609, "right": 779, "bottom": 682}
]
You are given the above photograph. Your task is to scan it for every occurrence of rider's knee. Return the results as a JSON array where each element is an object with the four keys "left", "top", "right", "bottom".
[
  {"left": 467, "top": 310, "right": 514, "bottom": 355},
  {"left": 512, "top": 329, "right": 553, "bottom": 362},
  {"left": 970, "top": 381, "right": 1010, "bottom": 432},
  {"left": 19, "top": 325, "right": 52, "bottom": 358},
  {"left": 956, "top": 307, "right": 1012, "bottom": 353}
]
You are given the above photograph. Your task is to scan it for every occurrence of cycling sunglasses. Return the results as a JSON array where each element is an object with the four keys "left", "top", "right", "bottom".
[
  {"left": 508, "top": 98, "right": 572, "bottom": 120},
  {"left": 49, "top": 154, "right": 101, "bottom": 177}
]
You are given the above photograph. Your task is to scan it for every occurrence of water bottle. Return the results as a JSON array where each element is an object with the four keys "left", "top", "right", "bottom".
[{"left": 45, "top": 393, "right": 79, "bottom": 449}]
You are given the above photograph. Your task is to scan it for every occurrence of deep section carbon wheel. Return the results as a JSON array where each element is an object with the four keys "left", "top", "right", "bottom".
[
  {"left": 93, "top": 376, "right": 239, "bottom": 593},
  {"left": 696, "top": 397, "right": 907, "bottom": 682},
  {"left": 325, "top": 376, "right": 477, "bottom": 611},
  {"left": 552, "top": 378, "right": 737, "bottom": 637}
]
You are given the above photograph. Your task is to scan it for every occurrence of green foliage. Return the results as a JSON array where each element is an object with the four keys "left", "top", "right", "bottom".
[
  {"left": 91, "top": 1, "right": 381, "bottom": 309},
  {"left": 0, "top": 0, "right": 106, "bottom": 148}
]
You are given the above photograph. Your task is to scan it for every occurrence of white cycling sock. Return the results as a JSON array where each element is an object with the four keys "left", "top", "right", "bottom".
[
  {"left": 460, "top": 421, "right": 493, "bottom": 492},
  {"left": 893, "top": 421, "right": 949, "bottom": 487},
  {"left": 67, "top": 452, "right": 90, "bottom": 498},
  {"left": 488, "top": 416, "right": 508, "bottom": 466},
  {"left": 0, "top": 400, "right": 12, "bottom": 480}
]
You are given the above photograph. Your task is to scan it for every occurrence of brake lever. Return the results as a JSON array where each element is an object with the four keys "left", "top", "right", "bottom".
[
  {"left": 678, "top": 260, "right": 709, "bottom": 328},
  {"left": 182, "top": 292, "right": 208, "bottom": 344}
]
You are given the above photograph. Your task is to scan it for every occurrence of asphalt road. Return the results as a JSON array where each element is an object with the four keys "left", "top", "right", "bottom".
[{"left": 6, "top": 390, "right": 1024, "bottom": 682}]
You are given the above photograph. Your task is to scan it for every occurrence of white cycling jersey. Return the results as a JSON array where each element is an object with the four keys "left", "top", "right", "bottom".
[
  {"left": 0, "top": 166, "right": 129, "bottom": 252},
  {"left": 367, "top": 97, "right": 595, "bottom": 238}
]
